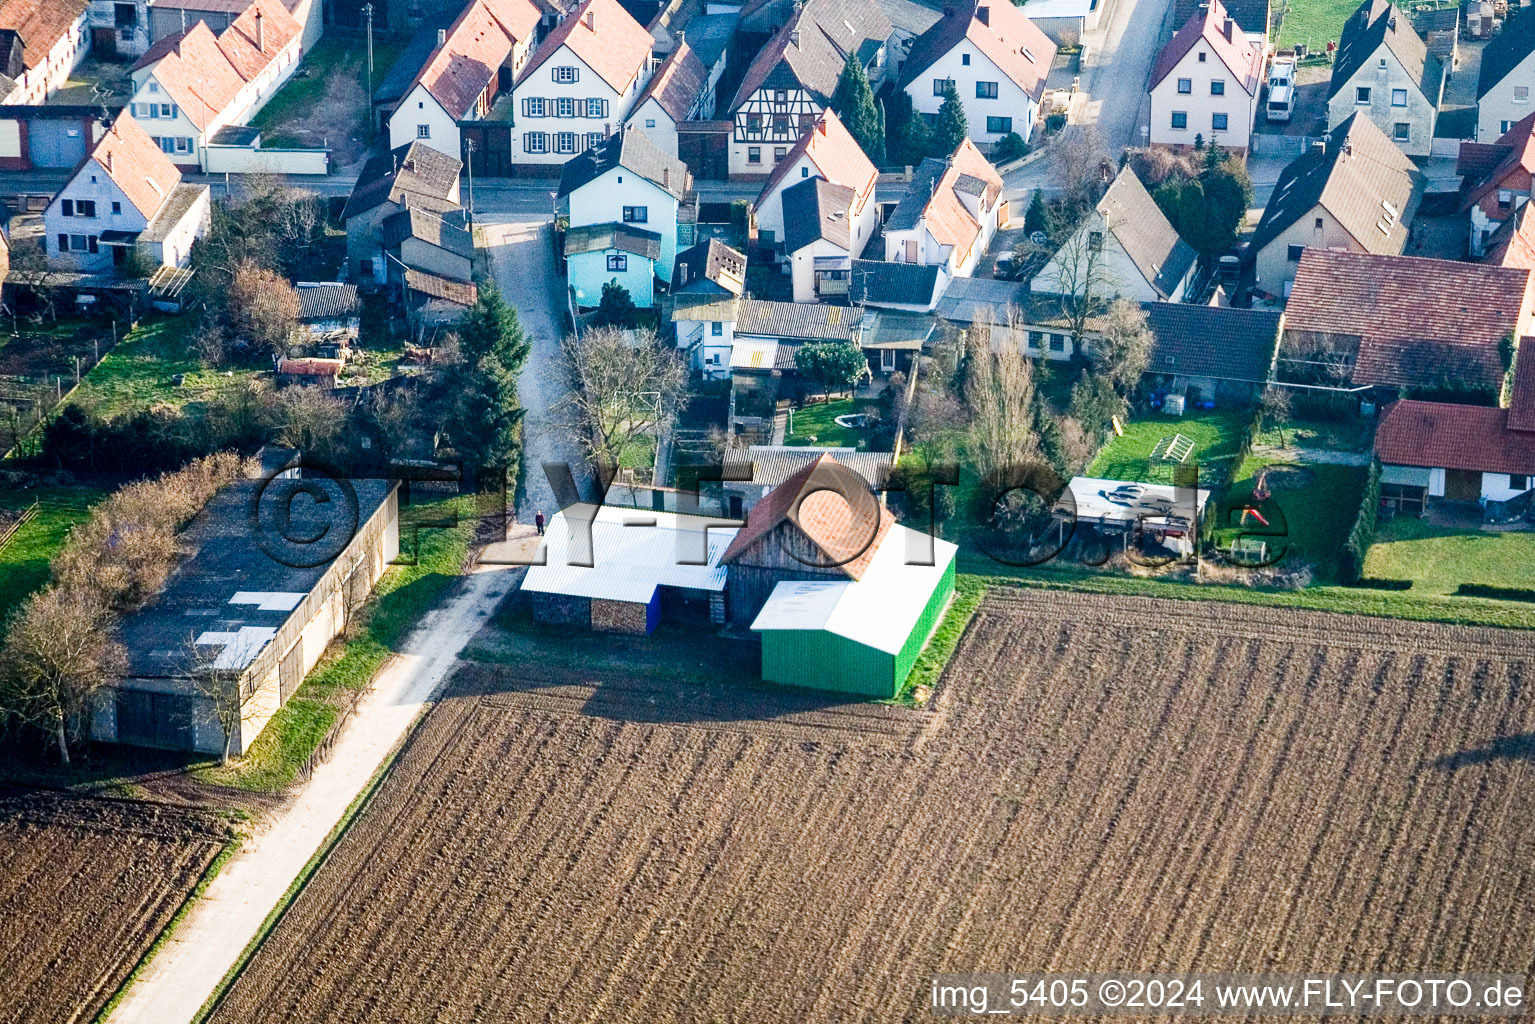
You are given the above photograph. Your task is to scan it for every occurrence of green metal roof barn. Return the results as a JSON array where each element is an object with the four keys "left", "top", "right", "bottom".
[{"left": 749, "top": 524, "right": 958, "bottom": 698}]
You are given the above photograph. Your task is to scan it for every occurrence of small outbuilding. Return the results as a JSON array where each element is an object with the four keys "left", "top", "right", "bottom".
[{"left": 520, "top": 504, "right": 740, "bottom": 632}]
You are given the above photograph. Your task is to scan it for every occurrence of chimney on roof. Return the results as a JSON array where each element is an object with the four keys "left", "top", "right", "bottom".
[
  {"left": 976, "top": 5, "right": 988, "bottom": 24},
  {"left": 105, "top": 150, "right": 112, "bottom": 173},
  {"left": 1310, "top": 139, "right": 1326, "bottom": 154},
  {"left": 1388, "top": 15, "right": 1396, "bottom": 30},
  {"left": 662, "top": 166, "right": 670, "bottom": 188},
  {"left": 438, "top": 27, "right": 447, "bottom": 44},
  {"left": 1223, "top": 17, "right": 1234, "bottom": 40},
  {"left": 790, "top": 28, "right": 800, "bottom": 46},
  {"left": 255, "top": 10, "right": 264, "bottom": 50},
  {"left": 586, "top": 8, "right": 595, "bottom": 29}
]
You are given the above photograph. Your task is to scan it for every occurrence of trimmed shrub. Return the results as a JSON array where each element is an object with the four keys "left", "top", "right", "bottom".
[{"left": 1337, "top": 459, "right": 1382, "bottom": 584}]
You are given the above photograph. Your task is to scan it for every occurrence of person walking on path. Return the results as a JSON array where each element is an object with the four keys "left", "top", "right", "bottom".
[{"left": 535, "top": 510, "right": 545, "bottom": 535}]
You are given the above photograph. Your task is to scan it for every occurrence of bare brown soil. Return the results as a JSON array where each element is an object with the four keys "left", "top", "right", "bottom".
[
  {"left": 0, "top": 788, "right": 230, "bottom": 1024},
  {"left": 210, "top": 591, "right": 1535, "bottom": 1023}
]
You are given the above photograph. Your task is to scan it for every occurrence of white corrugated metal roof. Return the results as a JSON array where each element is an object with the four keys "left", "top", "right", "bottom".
[
  {"left": 730, "top": 337, "right": 778, "bottom": 369},
  {"left": 749, "top": 523, "right": 957, "bottom": 654},
  {"left": 521, "top": 504, "right": 740, "bottom": 603},
  {"left": 1063, "top": 477, "right": 1211, "bottom": 525}
]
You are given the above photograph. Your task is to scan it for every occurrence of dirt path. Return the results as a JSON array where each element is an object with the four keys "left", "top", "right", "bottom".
[
  {"left": 1250, "top": 444, "right": 1372, "bottom": 466},
  {"left": 104, "top": 561, "right": 522, "bottom": 1024}
]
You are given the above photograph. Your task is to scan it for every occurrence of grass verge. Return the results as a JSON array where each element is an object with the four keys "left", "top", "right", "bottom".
[
  {"left": 1364, "top": 517, "right": 1535, "bottom": 597},
  {"left": 0, "top": 486, "right": 108, "bottom": 621},
  {"left": 891, "top": 576, "right": 987, "bottom": 705},
  {"left": 91, "top": 828, "right": 245, "bottom": 1024},
  {"left": 191, "top": 496, "right": 476, "bottom": 791},
  {"left": 192, "top": 747, "right": 402, "bottom": 1024}
]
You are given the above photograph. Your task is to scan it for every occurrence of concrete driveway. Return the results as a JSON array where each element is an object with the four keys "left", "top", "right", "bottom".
[{"left": 476, "top": 190, "right": 587, "bottom": 522}]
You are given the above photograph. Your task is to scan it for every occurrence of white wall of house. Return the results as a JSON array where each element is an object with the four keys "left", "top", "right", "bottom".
[
  {"left": 1252, "top": 203, "right": 1356, "bottom": 296},
  {"left": 1326, "top": 48, "right": 1440, "bottom": 157},
  {"left": 1478, "top": 50, "right": 1535, "bottom": 142},
  {"left": 905, "top": 43, "right": 1041, "bottom": 146},
  {"left": 141, "top": 186, "right": 211, "bottom": 268},
  {"left": 883, "top": 224, "right": 948, "bottom": 267},
  {"left": 1482, "top": 470, "right": 1534, "bottom": 502},
  {"left": 567, "top": 172, "right": 679, "bottom": 281},
  {"left": 512, "top": 47, "right": 645, "bottom": 165},
  {"left": 756, "top": 163, "right": 877, "bottom": 259},
  {"left": 1149, "top": 42, "right": 1259, "bottom": 150},
  {"left": 676, "top": 316, "right": 734, "bottom": 376},
  {"left": 788, "top": 236, "right": 850, "bottom": 302},
  {"left": 42, "top": 158, "right": 152, "bottom": 271},
  {"left": 15, "top": 9, "right": 89, "bottom": 103},
  {"left": 629, "top": 97, "right": 678, "bottom": 156},
  {"left": 1032, "top": 209, "right": 1178, "bottom": 303},
  {"left": 394, "top": 236, "right": 473, "bottom": 281},
  {"left": 390, "top": 85, "right": 463, "bottom": 159},
  {"left": 128, "top": 35, "right": 304, "bottom": 171}
]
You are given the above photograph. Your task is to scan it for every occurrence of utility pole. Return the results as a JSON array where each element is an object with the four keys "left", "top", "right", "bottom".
[
  {"left": 464, "top": 137, "right": 476, "bottom": 229},
  {"left": 363, "top": 4, "right": 375, "bottom": 138}
]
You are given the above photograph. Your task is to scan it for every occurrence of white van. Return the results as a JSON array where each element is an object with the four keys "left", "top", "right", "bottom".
[{"left": 1267, "top": 59, "right": 1296, "bottom": 123}]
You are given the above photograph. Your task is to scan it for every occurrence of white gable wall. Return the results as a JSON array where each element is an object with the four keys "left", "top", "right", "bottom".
[
  {"left": 1326, "top": 45, "right": 1439, "bottom": 157},
  {"left": 511, "top": 45, "right": 646, "bottom": 165},
  {"left": 390, "top": 84, "right": 462, "bottom": 159},
  {"left": 568, "top": 171, "right": 679, "bottom": 280},
  {"left": 43, "top": 158, "right": 154, "bottom": 271},
  {"left": 1149, "top": 40, "right": 1260, "bottom": 150},
  {"left": 1478, "top": 48, "right": 1535, "bottom": 143},
  {"left": 905, "top": 43, "right": 1041, "bottom": 146}
]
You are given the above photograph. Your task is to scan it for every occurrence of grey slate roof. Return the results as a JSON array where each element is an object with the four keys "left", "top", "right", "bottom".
[
  {"left": 296, "top": 283, "right": 360, "bottom": 321},
  {"left": 725, "top": 445, "right": 893, "bottom": 488},
  {"left": 1141, "top": 302, "right": 1281, "bottom": 382},
  {"left": 672, "top": 292, "right": 741, "bottom": 321},
  {"left": 118, "top": 475, "right": 396, "bottom": 679},
  {"left": 1249, "top": 112, "right": 1419, "bottom": 260},
  {"left": 782, "top": 176, "right": 856, "bottom": 252},
  {"left": 681, "top": 12, "right": 738, "bottom": 69},
  {"left": 565, "top": 221, "right": 663, "bottom": 258},
  {"left": 1172, "top": 0, "right": 1269, "bottom": 37},
  {"left": 673, "top": 237, "right": 746, "bottom": 294},
  {"left": 848, "top": 258, "right": 943, "bottom": 307},
  {"left": 382, "top": 206, "right": 474, "bottom": 260},
  {"left": 932, "top": 274, "right": 1026, "bottom": 323},
  {"left": 1097, "top": 167, "right": 1199, "bottom": 300},
  {"left": 1479, "top": 8, "right": 1535, "bottom": 99},
  {"left": 342, "top": 141, "right": 462, "bottom": 221},
  {"left": 374, "top": 11, "right": 458, "bottom": 105},
  {"left": 557, "top": 129, "right": 688, "bottom": 199},
  {"left": 140, "top": 183, "right": 206, "bottom": 244},
  {"left": 874, "top": 0, "right": 942, "bottom": 38},
  {"left": 1328, "top": 0, "right": 1442, "bottom": 104},
  {"left": 735, "top": 297, "right": 859, "bottom": 340},
  {"left": 887, "top": 157, "right": 948, "bottom": 232},
  {"left": 729, "top": 0, "right": 892, "bottom": 110}
]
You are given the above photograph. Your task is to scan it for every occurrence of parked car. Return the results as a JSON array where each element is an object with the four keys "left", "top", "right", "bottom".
[
  {"left": 1266, "top": 58, "right": 1296, "bottom": 123},
  {"left": 994, "top": 253, "right": 1024, "bottom": 280}
]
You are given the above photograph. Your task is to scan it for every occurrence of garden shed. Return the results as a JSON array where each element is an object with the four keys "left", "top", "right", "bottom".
[{"left": 750, "top": 525, "right": 957, "bottom": 698}]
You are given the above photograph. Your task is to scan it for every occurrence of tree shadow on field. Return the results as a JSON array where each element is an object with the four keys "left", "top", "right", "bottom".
[{"left": 1436, "top": 733, "right": 1535, "bottom": 771}]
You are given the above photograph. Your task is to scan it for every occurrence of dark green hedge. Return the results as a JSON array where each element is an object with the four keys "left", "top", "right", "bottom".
[{"left": 1338, "top": 459, "right": 1382, "bottom": 584}]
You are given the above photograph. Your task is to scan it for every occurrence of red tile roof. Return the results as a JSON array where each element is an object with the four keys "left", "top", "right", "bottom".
[
  {"left": 720, "top": 453, "right": 895, "bottom": 579},
  {"left": 1510, "top": 337, "right": 1535, "bottom": 432},
  {"left": 0, "top": 0, "right": 86, "bottom": 73},
  {"left": 630, "top": 40, "right": 705, "bottom": 121},
  {"left": 757, "top": 107, "right": 877, "bottom": 209},
  {"left": 1150, "top": 0, "right": 1263, "bottom": 93},
  {"left": 482, "top": 0, "right": 541, "bottom": 43},
  {"left": 88, "top": 114, "right": 182, "bottom": 219},
  {"left": 410, "top": 0, "right": 518, "bottom": 119},
  {"left": 921, "top": 137, "right": 1003, "bottom": 256},
  {"left": 218, "top": 0, "right": 300, "bottom": 80},
  {"left": 517, "top": 0, "right": 652, "bottom": 93},
  {"left": 132, "top": 23, "right": 246, "bottom": 131},
  {"left": 1375, "top": 399, "right": 1535, "bottom": 475},
  {"left": 1460, "top": 111, "right": 1535, "bottom": 212},
  {"left": 133, "top": 0, "right": 299, "bottom": 131},
  {"left": 901, "top": 0, "right": 1055, "bottom": 102},
  {"left": 1486, "top": 201, "right": 1535, "bottom": 270},
  {"left": 1287, "top": 250, "right": 1535, "bottom": 391}
]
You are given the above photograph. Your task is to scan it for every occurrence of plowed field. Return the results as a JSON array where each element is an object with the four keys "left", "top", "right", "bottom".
[
  {"left": 0, "top": 789, "right": 229, "bottom": 1024},
  {"left": 211, "top": 591, "right": 1535, "bottom": 1023}
]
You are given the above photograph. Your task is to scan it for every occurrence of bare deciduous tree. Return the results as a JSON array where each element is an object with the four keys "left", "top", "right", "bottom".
[
  {"left": 267, "top": 384, "right": 349, "bottom": 461},
  {"left": 9, "top": 242, "right": 61, "bottom": 323},
  {"left": 181, "top": 633, "right": 266, "bottom": 766},
  {"left": 964, "top": 308, "right": 1040, "bottom": 479},
  {"left": 1044, "top": 209, "right": 1120, "bottom": 346},
  {"left": 227, "top": 260, "right": 300, "bottom": 360},
  {"left": 1090, "top": 298, "right": 1155, "bottom": 392},
  {"left": 559, "top": 326, "right": 690, "bottom": 469},
  {"left": 0, "top": 587, "right": 126, "bottom": 764},
  {"left": 1260, "top": 385, "right": 1293, "bottom": 445}
]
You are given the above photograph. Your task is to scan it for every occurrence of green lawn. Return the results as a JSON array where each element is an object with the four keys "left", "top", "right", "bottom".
[
  {"left": 785, "top": 397, "right": 878, "bottom": 449},
  {"left": 1087, "top": 409, "right": 1251, "bottom": 487},
  {"left": 0, "top": 486, "right": 107, "bottom": 622},
  {"left": 1274, "top": 0, "right": 1357, "bottom": 50},
  {"left": 193, "top": 495, "right": 477, "bottom": 791},
  {"left": 617, "top": 434, "right": 657, "bottom": 471},
  {"left": 70, "top": 318, "right": 261, "bottom": 418},
  {"left": 1216, "top": 458, "right": 1368, "bottom": 580},
  {"left": 1255, "top": 416, "right": 1371, "bottom": 452},
  {"left": 1363, "top": 518, "right": 1535, "bottom": 597}
]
